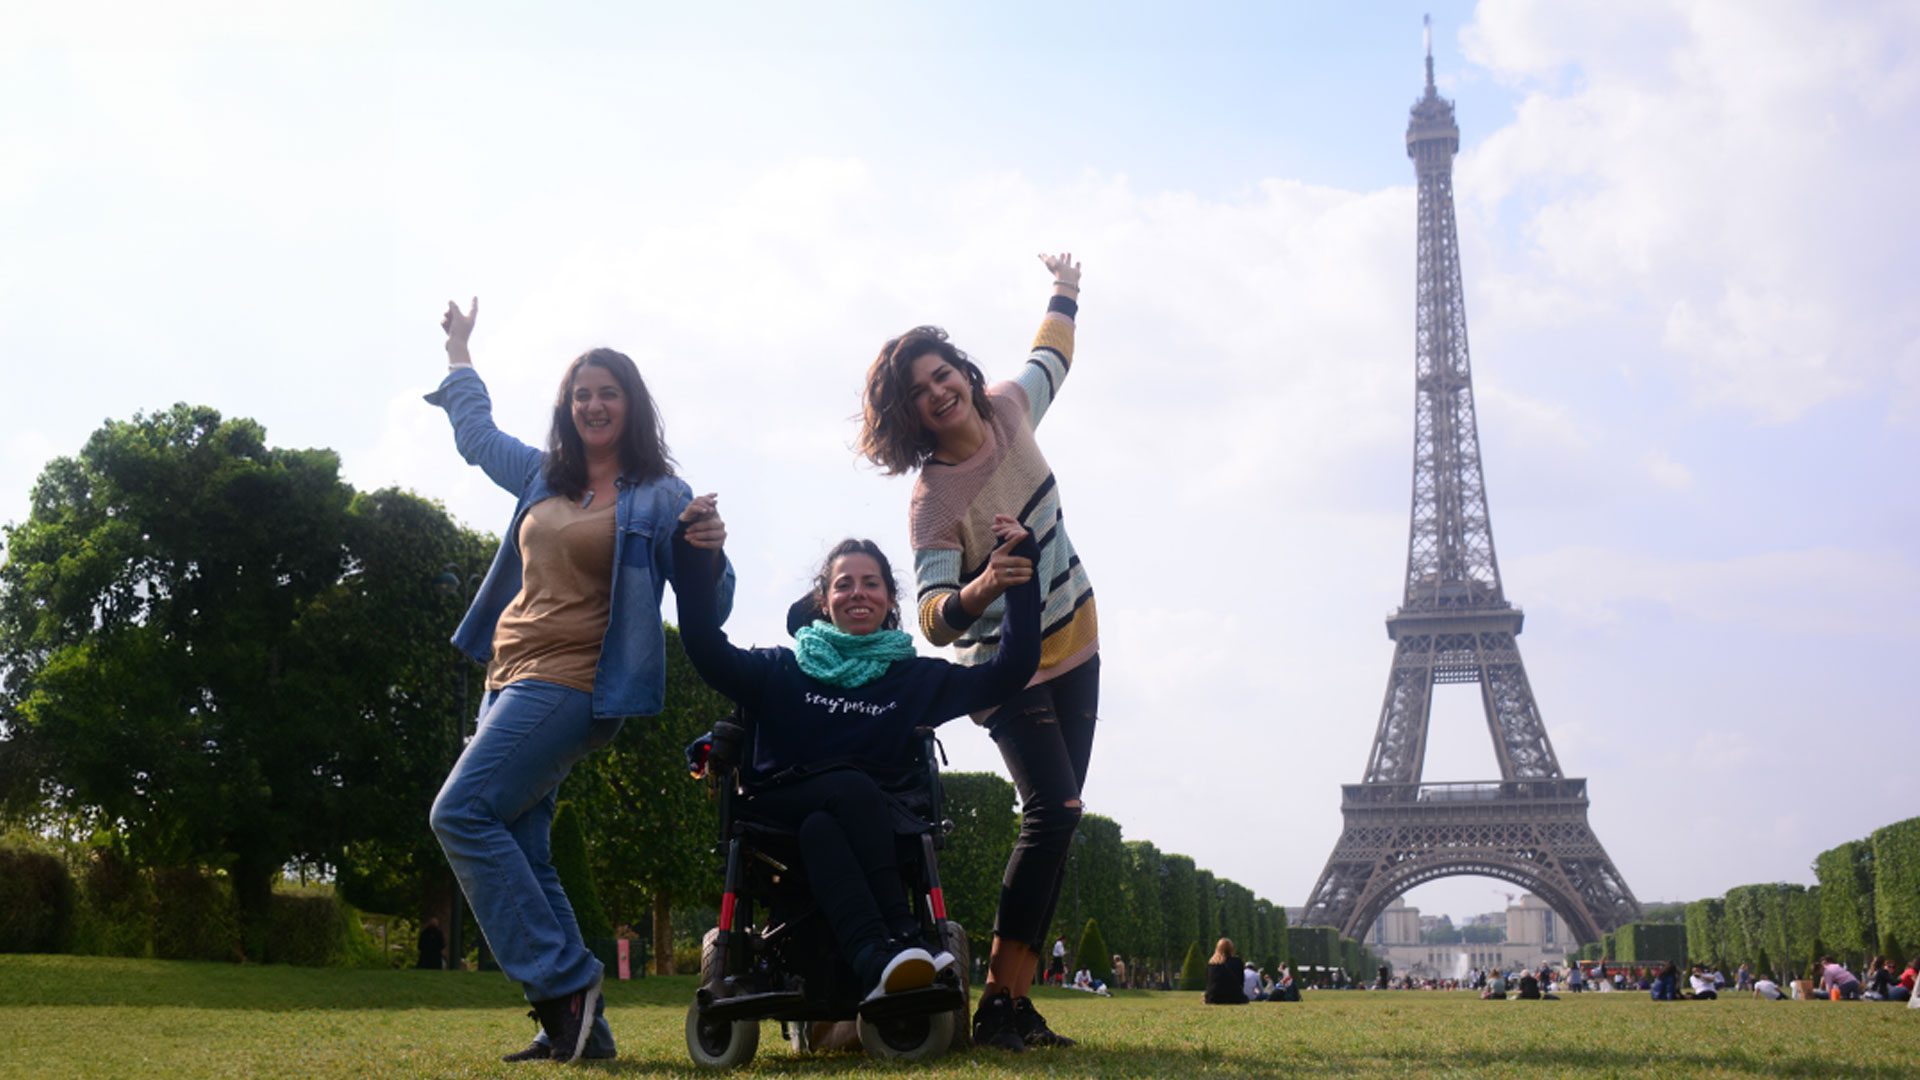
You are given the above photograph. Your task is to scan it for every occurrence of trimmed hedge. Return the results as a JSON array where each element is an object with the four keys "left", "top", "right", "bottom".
[
  {"left": 1287, "top": 926, "right": 1339, "bottom": 970},
  {"left": 1615, "top": 922, "right": 1687, "bottom": 965},
  {"left": 1178, "top": 941, "right": 1207, "bottom": 991},
  {"left": 0, "top": 847, "right": 76, "bottom": 953},
  {"left": 1076, "top": 918, "right": 1112, "bottom": 984},
  {"left": 151, "top": 866, "right": 242, "bottom": 962},
  {"left": 70, "top": 848, "right": 153, "bottom": 957},
  {"left": 1684, "top": 899, "right": 1725, "bottom": 970},
  {"left": 263, "top": 890, "right": 385, "bottom": 968},
  {"left": 1814, "top": 840, "right": 1875, "bottom": 967},
  {"left": 551, "top": 802, "right": 616, "bottom": 968},
  {"left": 1872, "top": 817, "right": 1920, "bottom": 961}
]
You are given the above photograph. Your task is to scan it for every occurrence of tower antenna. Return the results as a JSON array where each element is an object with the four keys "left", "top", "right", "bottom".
[{"left": 1423, "top": 14, "right": 1435, "bottom": 93}]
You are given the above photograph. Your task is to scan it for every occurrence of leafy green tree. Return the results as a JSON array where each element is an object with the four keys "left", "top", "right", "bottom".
[
  {"left": 1813, "top": 840, "right": 1876, "bottom": 968},
  {"left": 1118, "top": 839, "right": 1163, "bottom": 980},
  {"left": 0, "top": 407, "right": 485, "bottom": 956},
  {"left": 931, "top": 771, "right": 1019, "bottom": 962},
  {"left": 567, "top": 625, "right": 731, "bottom": 972},
  {"left": 1685, "top": 898, "right": 1726, "bottom": 970},
  {"left": 1195, "top": 869, "right": 1219, "bottom": 948},
  {"left": 1871, "top": 817, "right": 1920, "bottom": 961},
  {"left": 1068, "top": 813, "right": 1125, "bottom": 956},
  {"left": 1159, "top": 854, "right": 1197, "bottom": 982}
]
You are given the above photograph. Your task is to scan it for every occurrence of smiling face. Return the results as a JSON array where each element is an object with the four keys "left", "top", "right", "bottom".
[
  {"left": 570, "top": 362, "right": 627, "bottom": 457},
  {"left": 822, "top": 552, "right": 895, "bottom": 636},
  {"left": 908, "top": 351, "right": 980, "bottom": 447}
]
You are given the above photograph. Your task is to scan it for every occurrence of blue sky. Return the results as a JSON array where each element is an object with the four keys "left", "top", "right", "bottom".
[{"left": 3, "top": 1, "right": 1917, "bottom": 926}]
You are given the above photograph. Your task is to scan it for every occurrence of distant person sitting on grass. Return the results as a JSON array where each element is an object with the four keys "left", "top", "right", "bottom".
[
  {"left": 1688, "top": 965, "right": 1719, "bottom": 1000},
  {"left": 1203, "top": 938, "right": 1249, "bottom": 1004},
  {"left": 1752, "top": 976, "right": 1784, "bottom": 1000},
  {"left": 1816, "top": 957, "right": 1861, "bottom": 1000},
  {"left": 1651, "top": 962, "right": 1681, "bottom": 1001},
  {"left": 1071, "top": 969, "right": 1111, "bottom": 996},
  {"left": 1481, "top": 971, "right": 1508, "bottom": 1000}
]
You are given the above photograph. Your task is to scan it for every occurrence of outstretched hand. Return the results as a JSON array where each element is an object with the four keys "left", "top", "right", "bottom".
[
  {"left": 679, "top": 493, "right": 727, "bottom": 551},
  {"left": 441, "top": 297, "right": 478, "bottom": 364},
  {"left": 1039, "top": 252, "right": 1081, "bottom": 291}
]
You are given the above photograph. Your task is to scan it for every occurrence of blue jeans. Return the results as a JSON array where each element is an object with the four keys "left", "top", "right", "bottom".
[{"left": 430, "top": 679, "right": 621, "bottom": 1004}]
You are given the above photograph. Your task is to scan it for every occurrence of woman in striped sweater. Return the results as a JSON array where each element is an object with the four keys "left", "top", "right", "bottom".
[{"left": 857, "top": 253, "right": 1096, "bottom": 1053}]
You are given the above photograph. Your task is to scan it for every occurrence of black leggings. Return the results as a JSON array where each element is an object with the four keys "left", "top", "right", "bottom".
[
  {"left": 987, "top": 655, "right": 1099, "bottom": 948},
  {"left": 747, "top": 769, "right": 916, "bottom": 981}
]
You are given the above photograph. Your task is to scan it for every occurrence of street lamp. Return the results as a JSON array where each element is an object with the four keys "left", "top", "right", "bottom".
[
  {"left": 433, "top": 565, "right": 482, "bottom": 970},
  {"left": 1069, "top": 831, "right": 1089, "bottom": 955},
  {"left": 1156, "top": 858, "right": 1172, "bottom": 990}
]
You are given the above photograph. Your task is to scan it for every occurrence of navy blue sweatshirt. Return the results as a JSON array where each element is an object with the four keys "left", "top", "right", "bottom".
[{"left": 671, "top": 536, "right": 1040, "bottom": 785}]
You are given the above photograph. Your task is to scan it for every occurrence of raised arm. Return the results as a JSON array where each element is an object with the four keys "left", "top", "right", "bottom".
[
  {"left": 421, "top": 297, "right": 543, "bottom": 494},
  {"left": 1014, "top": 252, "right": 1082, "bottom": 428},
  {"left": 668, "top": 497, "right": 764, "bottom": 701}
]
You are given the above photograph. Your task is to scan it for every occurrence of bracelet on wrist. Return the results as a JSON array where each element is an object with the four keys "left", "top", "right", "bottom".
[{"left": 1053, "top": 280, "right": 1081, "bottom": 290}]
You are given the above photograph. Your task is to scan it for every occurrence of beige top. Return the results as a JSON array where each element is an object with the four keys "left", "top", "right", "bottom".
[{"left": 487, "top": 495, "right": 617, "bottom": 693}]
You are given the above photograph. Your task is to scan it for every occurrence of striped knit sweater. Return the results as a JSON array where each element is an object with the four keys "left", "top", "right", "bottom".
[{"left": 910, "top": 298, "right": 1097, "bottom": 692}]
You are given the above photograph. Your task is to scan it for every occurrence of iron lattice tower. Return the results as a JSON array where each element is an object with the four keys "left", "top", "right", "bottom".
[{"left": 1299, "top": 31, "right": 1640, "bottom": 944}]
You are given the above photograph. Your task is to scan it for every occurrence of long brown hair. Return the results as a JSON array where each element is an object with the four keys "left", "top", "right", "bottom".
[
  {"left": 1210, "top": 937, "right": 1236, "bottom": 965},
  {"left": 857, "top": 325, "right": 994, "bottom": 475},
  {"left": 544, "top": 348, "right": 674, "bottom": 498}
]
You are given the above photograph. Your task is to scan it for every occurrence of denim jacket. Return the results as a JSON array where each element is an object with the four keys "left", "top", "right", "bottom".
[{"left": 425, "top": 366, "right": 735, "bottom": 718}]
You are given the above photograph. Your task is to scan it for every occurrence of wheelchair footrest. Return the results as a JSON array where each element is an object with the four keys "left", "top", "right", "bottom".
[
  {"left": 856, "top": 982, "right": 966, "bottom": 1021},
  {"left": 700, "top": 988, "right": 810, "bottom": 1024}
]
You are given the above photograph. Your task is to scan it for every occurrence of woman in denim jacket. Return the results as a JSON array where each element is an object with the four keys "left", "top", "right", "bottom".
[{"left": 425, "top": 298, "right": 735, "bottom": 1064}]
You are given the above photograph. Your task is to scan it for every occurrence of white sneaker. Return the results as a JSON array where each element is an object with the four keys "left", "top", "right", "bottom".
[
  {"left": 930, "top": 950, "right": 957, "bottom": 975},
  {"left": 862, "top": 947, "right": 935, "bottom": 1003}
]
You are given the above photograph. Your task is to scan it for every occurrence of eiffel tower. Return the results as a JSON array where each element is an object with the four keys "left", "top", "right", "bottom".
[{"left": 1299, "top": 26, "right": 1640, "bottom": 945}]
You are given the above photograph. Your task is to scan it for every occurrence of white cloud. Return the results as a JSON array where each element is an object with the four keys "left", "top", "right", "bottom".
[{"left": 1460, "top": 0, "right": 1920, "bottom": 422}]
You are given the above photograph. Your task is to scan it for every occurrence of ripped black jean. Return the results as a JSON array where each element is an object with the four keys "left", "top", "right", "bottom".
[{"left": 985, "top": 654, "right": 1099, "bottom": 948}]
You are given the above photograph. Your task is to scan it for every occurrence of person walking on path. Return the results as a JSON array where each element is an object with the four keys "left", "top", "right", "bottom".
[
  {"left": 858, "top": 252, "right": 1096, "bottom": 1052},
  {"left": 425, "top": 298, "right": 734, "bottom": 1064}
]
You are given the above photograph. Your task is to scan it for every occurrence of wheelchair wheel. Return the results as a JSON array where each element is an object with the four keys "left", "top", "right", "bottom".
[
  {"left": 938, "top": 919, "right": 972, "bottom": 1053},
  {"left": 685, "top": 1002, "right": 759, "bottom": 1069},
  {"left": 857, "top": 1009, "right": 954, "bottom": 1061}
]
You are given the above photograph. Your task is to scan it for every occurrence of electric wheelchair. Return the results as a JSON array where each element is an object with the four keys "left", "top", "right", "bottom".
[{"left": 682, "top": 716, "right": 972, "bottom": 1068}]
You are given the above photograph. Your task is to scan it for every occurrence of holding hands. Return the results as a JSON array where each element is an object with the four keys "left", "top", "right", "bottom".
[
  {"left": 975, "top": 514, "right": 1035, "bottom": 601},
  {"left": 679, "top": 493, "right": 728, "bottom": 551},
  {"left": 441, "top": 297, "right": 478, "bottom": 366}
]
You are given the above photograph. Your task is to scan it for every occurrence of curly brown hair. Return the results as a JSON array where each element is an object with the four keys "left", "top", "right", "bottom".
[
  {"left": 808, "top": 538, "right": 902, "bottom": 631},
  {"left": 857, "top": 325, "right": 994, "bottom": 475}
]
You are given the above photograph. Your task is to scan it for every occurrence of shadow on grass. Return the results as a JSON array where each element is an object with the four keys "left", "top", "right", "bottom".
[
  {"left": 0, "top": 955, "right": 695, "bottom": 1011},
  {"left": 584, "top": 1044, "right": 1920, "bottom": 1079}
]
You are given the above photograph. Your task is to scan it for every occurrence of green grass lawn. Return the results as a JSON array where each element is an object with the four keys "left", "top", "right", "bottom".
[{"left": 2, "top": 955, "right": 1913, "bottom": 1078}]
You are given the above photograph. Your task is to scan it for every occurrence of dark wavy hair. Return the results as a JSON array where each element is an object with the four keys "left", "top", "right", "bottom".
[
  {"left": 805, "top": 538, "right": 902, "bottom": 631},
  {"left": 857, "top": 325, "right": 994, "bottom": 476},
  {"left": 545, "top": 347, "right": 674, "bottom": 499}
]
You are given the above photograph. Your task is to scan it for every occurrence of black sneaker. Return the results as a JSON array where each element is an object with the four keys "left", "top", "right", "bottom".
[
  {"left": 1013, "top": 995, "right": 1075, "bottom": 1048},
  {"left": 501, "top": 1011, "right": 552, "bottom": 1062},
  {"left": 971, "top": 989, "right": 1026, "bottom": 1052},
  {"left": 531, "top": 973, "right": 603, "bottom": 1065}
]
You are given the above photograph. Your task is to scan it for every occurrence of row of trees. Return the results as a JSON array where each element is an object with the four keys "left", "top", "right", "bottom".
[
  {"left": 1573, "top": 815, "right": 1920, "bottom": 980},
  {"left": 0, "top": 405, "right": 1327, "bottom": 981}
]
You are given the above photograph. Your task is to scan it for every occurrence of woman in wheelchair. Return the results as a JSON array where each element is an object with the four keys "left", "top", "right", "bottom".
[{"left": 670, "top": 498, "right": 1040, "bottom": 1005}]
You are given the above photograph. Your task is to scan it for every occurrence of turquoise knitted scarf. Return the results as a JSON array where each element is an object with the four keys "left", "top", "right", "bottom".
[{"left": 793, "top": 620, "right": 916, "bottom": 689}]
